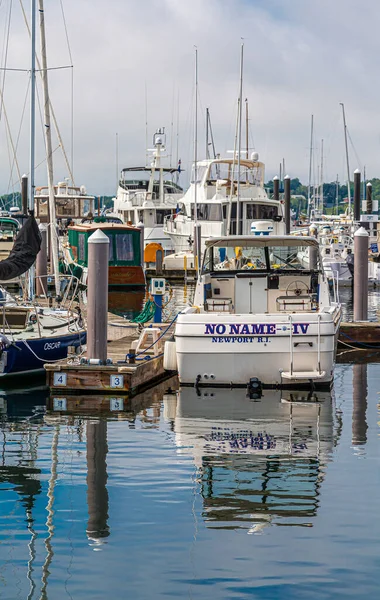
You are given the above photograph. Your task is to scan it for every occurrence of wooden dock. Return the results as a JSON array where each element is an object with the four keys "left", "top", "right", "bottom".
[
  {"left": 47, "top": 375, "right": 179, "bottom": 417},
  {"left": 46, "top": 324, "right": 175, "bottom": 396},
  {"left": 338, "top": 321, "right": 380, "bottom": 348}
]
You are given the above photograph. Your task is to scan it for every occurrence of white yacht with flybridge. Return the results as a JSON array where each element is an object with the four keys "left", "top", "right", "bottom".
[
  {"left": 163, "top": 154, "right": 285, "bottom": 257},
  {"left": 112, "top": 128, "right": 183, "bottom": 252},
  {"left": 164, "top": 235, "right": 341, "bottom": 388}
]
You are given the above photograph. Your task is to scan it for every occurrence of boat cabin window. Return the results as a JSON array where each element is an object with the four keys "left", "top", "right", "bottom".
[
  {"left": 115, "top": 234, "right": 134, "bottom": 261},
  {"left": 190, "top": 165, "right": 207, "bottom": 184},
  {"left": 203, "top": 244, "right": 317, "bottom": 273},
  {"left": 78, "top": 233, "right": 86, "bottom": 261},
  {"left": 156, "top": 209, "right": 173, "bottom": 225},
  {"left": 191, "top": 203, "right": 222, "bottom": 221},
  {"left": 246, "top": 203, "right": 278, "bottom": 220},
  {"left": 269, "top": 246, "right": 306, "bottom": 270},
  {"left": 105, "top": 233, "right": 115, "bottom": 261},
  {"left": 206, "top": 162, "right": 263, "bottom": 185}
]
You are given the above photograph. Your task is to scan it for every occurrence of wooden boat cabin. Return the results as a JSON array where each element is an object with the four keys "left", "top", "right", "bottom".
[
  {"left": 35, "top": 182, "right": 95, "bottom": 223},
  {"left": 66, "top": 222, "right": 145, "bottom": 287}
]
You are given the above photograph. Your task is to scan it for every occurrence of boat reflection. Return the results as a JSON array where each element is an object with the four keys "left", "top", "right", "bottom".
[{"left": 165, "top": 387, "right": 340, "bottom": 531}]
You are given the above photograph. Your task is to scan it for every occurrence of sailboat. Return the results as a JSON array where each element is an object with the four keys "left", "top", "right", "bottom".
[{"left": 0, "top": 0, "right": 86, "bottom": 381}]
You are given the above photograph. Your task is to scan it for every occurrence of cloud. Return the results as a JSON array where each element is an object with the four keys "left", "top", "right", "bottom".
[{"left": 0, "top": 0, "right": 379, "bottom": 196}]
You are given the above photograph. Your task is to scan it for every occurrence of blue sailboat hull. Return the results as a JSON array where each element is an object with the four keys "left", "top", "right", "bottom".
[{"left": 0, "top": 330, "right": 86, "bottom": 378}]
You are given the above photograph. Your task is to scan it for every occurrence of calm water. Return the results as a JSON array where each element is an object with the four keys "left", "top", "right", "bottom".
[{"left": 0, "top": 363, "right": 379, "bottom": 599}]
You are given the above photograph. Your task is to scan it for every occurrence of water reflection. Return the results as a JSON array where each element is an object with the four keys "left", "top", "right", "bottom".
[
  {"left": 166, "top": 387, "right": 339, "bottom": 531},
  {"left": 86, "top": 419, "right": 110, "bottom": 543},
  {"left": 352, "top": 363, "right": 368, "bottom": 447}
]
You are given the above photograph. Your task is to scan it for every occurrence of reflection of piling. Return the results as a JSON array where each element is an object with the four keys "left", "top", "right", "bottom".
[
  {"left": 86, "top": 230, "right": 109, "bottom": 362},
  {"left": 354, "top": 169, "right": 361, "bottom": 222},
  {"left": 273, "top": 175, "right": 279, "bottom": 201},
  {"left": 86, "top": 420, "right": 109, "bottom": 540},
  {"left": 21, "top": 174, "right": 28, "bottom": 214},
  {"left": 352, "top": 363, "right": 368, "bottom": 445},
  {"left": 284, "top": 175, "right": 291, "bottom": 234},
  {"left": 353, "top": 227, "right": 369, "bottom": 321}
]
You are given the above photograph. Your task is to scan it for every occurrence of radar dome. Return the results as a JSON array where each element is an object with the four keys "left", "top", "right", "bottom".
[{"left": 251, "top": 151, "right": 259, "bottom": 161}]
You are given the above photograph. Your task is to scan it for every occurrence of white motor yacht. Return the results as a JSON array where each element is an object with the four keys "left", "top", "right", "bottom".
[
  {"left": 164, "top": 235, "right": 342, "bottom": 388},
  {"left": 112, "top": 128, "right": 183, "bottom": 253},
  {"left": 164, "top": 154, "right": 285, "bottom": 256}
]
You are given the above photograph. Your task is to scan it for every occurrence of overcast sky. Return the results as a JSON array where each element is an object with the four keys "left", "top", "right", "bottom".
[{"left": 0, "top": 0, "right": 379, "bottom": 196}]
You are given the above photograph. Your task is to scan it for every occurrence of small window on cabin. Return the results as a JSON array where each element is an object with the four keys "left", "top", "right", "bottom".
[
  {"left": 156, "top": 209, "right": 172, "bottom": 225},
  {"left": 103, "top": 233, "right": 114, "bottom": 261},
  {"left": 138, "top": 210, "right": 144, "bottom": 223},
  {"left": 78, "top": 233, "right": 86, "bottom": 261},
  {"left": 115, "top": 234, "right": 134, "bottom": 262}
]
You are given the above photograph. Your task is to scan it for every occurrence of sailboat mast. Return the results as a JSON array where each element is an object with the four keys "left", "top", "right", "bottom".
[
  {"left": 28, "top": 0, "right": 36, "bottom": 299},
  {"left": 39, "top": 0, "right": 60, "bottom": 296},
  {"left": 206, "top": 108, "right": 209, "bottom": 160},
  {"left": 336, "top": 174, "right": 339, "bottom": 215},
  {"left": 320, "top": 138, "right": 324, "bottom": 213},
  {"left": 245, "top": 98, "right": 249, "bottom": 160},
  {"left": 194, "top": 47, "right": 198, "bottom": 226},
  {"left": 236, "top": 42, "right": 244, "bottom": 235},
  {"left": 307, "top": 114, "right": 313, "bottom": 219},
  {"left": 340, "top": 102, "right": 351, "bottom": 214}
]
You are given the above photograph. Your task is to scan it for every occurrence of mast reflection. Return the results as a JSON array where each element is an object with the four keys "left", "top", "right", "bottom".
[{"left": 167, "top": 387, "right": 339, "bottom": 531}]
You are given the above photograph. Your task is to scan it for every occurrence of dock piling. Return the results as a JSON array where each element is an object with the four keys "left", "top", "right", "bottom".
[
  {"left": 354, "top": 169, "right": 361, "bottom": 222},
  {"left": 284, "top": 175, "right": 291, "bottom": 234},
  {"left": 86, "top": 229, "right": 110, "bottom": 363},
  {"left": 353, "top": 226, "right": 369, "bottom": 321},
  {"left": 366, "top": 182, "right": 372, "bottom": 214},
  {"left": 21, "top": 174, "right": 28, "bottom": 215},
  {"left": 273, "top": 175, "right": 279, "bottom": 201}
]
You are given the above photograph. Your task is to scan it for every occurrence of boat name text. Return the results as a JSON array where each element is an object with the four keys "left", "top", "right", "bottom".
[
  {"left": 44, "top": 341, "right": 61, "bottom": 351},
  {"left": 204, "top": 323, "right": 310, "bottom": 336}
]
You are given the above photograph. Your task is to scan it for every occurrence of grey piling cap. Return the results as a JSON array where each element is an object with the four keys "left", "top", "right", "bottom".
[
  {"left": 367, "top": 182, "right": 372, "bottom": 187},
  {"left": 284, "top": 174, "right": 290, "bottom": 180},
  {"left": 22, "top": 173, "right": 28, "bottom": 179},
  {"left": 88, "top": 229, "right": 110, "bottom": 244},
  {"left": 273, "top": 175, "right": 279, "bottom": 181},
  {"left": 354, "top": 226, "right": 369, "bottom": 237},
  {"left": 354, "top": 168, "right": 361, "bottom": 174}
]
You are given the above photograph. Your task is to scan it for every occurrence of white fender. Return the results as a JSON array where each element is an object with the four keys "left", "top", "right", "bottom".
[{"left": 163, "top": 340, "right": 178, "bottom": 371}]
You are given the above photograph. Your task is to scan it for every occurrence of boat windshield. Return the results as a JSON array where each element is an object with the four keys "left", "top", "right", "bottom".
[{"left": 204, "top": 244, "right": 314, "bottom": 272}]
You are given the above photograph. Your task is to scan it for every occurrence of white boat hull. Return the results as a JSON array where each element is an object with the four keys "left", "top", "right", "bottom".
[{"left": 175, "top": 311, "right": 341, "bottom": 387}]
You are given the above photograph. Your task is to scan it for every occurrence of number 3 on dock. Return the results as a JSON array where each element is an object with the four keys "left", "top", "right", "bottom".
[{"left": 110, "top": 374, "right": 124, "bottom": 389}]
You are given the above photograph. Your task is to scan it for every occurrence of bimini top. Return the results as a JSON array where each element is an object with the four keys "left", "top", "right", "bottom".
[{"left": 205, "top": 235, "right": 319, "bottom": 248}]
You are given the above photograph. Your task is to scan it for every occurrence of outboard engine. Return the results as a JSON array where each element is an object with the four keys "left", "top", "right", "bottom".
[{"left": 250, "top": 220, "right": 274, "bottom": 236}]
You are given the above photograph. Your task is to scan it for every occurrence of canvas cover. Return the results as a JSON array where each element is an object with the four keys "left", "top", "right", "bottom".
[{"left": 0, "top": 215, "right": 41, "bottom": 280}]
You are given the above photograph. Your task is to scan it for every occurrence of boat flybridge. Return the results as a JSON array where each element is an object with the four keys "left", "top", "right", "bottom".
[
  {"left": 164, "top": 154, "right": 285, "bottom": 256},
  {"left": 34, "top": 182, "right": 95, "bottom": 225},
  {"left": 112, "top": 128, "right": 183, "bottom": 252},
  {"left": 165, "top": 235, "right": 342, "bottom": 388}
]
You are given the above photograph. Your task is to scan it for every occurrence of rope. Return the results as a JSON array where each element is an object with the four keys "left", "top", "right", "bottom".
[
  {"left": 131, "top": 299, "right": 156, "bottom": 324},
  {"left": 339, "top": 330, "right": 380, "bottom": 350},
  {"left": 128, "top": 312, "right": 181, "bottom": 360},
  {"left": 21, "top": 339, "right": 64, "bottom": 363}
]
